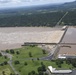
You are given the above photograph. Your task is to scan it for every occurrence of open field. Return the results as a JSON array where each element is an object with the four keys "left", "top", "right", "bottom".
[
  {"left": 0, "top": 56, "right": 14, "bottom": 75},
  {"left": 10, "top": 46, "right": 73, "bottom": 75},
  {"left": 0, "top": 45, "right": 74, "bottom": 75},
  {"left": 0, "top": 68, "right": 13, "bottom": 75},
  {"left": 12, "top": 46, "right": 48, "bottom": 59},
  {"left": 0, "top": 27, "right": 64, "bottom": 50},
  {"left": 13, "top": 60, "right": 73, "bottom": 75}
]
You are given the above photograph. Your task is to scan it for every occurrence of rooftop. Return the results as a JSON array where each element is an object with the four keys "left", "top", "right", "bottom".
[{"left": 48, "top": 66, "right": 72, "bottom": 74}]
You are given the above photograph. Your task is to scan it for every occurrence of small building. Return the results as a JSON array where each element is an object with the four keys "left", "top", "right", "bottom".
[
  {"left": 58, "top": 54, "right": 66, "bottom": 59},
  {"left": 61, "top": 26, "right": 68, "bottom": 30},
  {"left": 48, "top": 66, "right": 72, "bottom": 74}
]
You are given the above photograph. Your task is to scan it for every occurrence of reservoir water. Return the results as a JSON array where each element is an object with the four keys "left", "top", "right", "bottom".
[{"left": 62, "top": 27, "right": 76, "bottom": 43}]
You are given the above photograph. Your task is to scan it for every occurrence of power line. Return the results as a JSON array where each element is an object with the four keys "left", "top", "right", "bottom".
[{"left": 56, "top": 11, "right": 68, "bottom": 26}]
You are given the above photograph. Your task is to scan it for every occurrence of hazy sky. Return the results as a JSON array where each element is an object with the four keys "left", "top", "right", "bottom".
[{"left": 0, "top": 0, "right": 75, "bottom": 8}]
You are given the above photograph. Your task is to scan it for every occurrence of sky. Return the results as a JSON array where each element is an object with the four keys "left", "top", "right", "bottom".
[{"left": 0, "top": 0, "right": 75, "bottom": 9}]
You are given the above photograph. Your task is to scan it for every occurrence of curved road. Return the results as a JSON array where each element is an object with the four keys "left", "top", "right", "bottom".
[{"left": 1, "top": 51, "right": 20, "bottom": 75}]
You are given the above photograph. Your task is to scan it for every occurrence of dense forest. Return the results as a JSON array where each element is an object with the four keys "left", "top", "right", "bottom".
[
  {"left": 0, "top": 1, "right": 76, "bottom": 27},
  {"left": 61, "top": 10, "right": 76, "bottom": 26},
  {"left": 0, "top": 9, "right": 76, "bottom": 27},
  {"left": 0, "top": 11, "right": 65, "bottom": 27}
]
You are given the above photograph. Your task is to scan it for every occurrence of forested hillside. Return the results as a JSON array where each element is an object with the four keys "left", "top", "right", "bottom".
[
  {"left": 0, "top": 11, "right": 65, "bottom": 27},
  {"left": 61, "top": 10, "right": 76, "bottom": 25},
  {"left": 0, "top": 1, "right": 76, "bottom": 27}
]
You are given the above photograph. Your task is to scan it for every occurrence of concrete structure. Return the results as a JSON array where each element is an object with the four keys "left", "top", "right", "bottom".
[
  {"left": 58, "top": 45, "right": 76, "bottom": 59},
  {"left": 48, "top": 66, "right": 72, "bottom": 74},
  {"left": 58, "top": 27, "right": 76, "bottom": 59},
  {"left": 58, "top": 54, "right": 76, "bottom": 59},
  {"left": 61, "top": 26, "right": 68, "bottom": 30},
  {"left": 0, "top": 27, "right": 65, "bottom": 50},
  {"left": 58, "top": 54, "right": 67, "bottom": 59}
]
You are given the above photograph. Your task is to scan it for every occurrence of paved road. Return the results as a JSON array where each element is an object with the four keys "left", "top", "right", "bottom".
[
  {"left": 1, "top": 51, "right": 20, "bottom": 75},
  {"left": 56, "top": 12, "right": 68, "bottom": 26},
  {"left": 40, "top": 45, "right": 59, "bottom": 60}
]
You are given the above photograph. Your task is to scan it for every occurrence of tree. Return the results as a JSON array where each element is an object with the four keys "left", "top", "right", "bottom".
[
  {"left": 0, "top": 53, "right": 2, "bottom": 56},
  {"left": 0, "top": 63, "right": 4, "bottom": 66},
  {"left": 6, "top": 49, "right": 9, "bottom": 53},
  {"left": 28, "top": 72, "right": 31, "bottom": 75},
  {"left": 38, "top": 71, "right": 44, "bottom": 75},
  {"left": 19, "top": 70, "right": 21, "bottom": 72},
  {"left": 29, "top": 52, "right": 32, "bottom": 57},
  {"left": 41, "top": 62, "right": 43, "bottom": 65},
  {"left": 32, "top": 59, "right": 34, "bottom": 62},
  {"left": 37, "top": 65, "right": 46, "bottom": 73},
  {"left": 55, "top": 59, "right": 63, "bottom": 65},
  {"left": 66, "top": 58, "right": 71, "bottom": 64},
  {"left": 31, "top": 70, "right": 36, "bottom": 75},
  {"left": 2, "top": 71, "right": 5, "bottom": 75},
  {"left": 10, "top": 73, "right": 13, "bottom": 75},
  {"left": 10, "top": 49, "right": 15, "bottom": 54},
  {"left": 44, "top": 73, "right": 48, "bottom": 75},
  {"left": 16, "top": 74, "right": 19, "bottom": 75},
  {"left": 30, "top": 45, "right": 36, "bottom": 47},
  {"left": 58, "top": 64, "right": 61, "bottom": 68},
  {"left": 16, "top": 51, "right": 20, "bottom": 55},
  {"left": 4, "top": 56, "right": 7, "bottom": 59},
  {"left": 37, "top": 58, "right": 39, "bottom": 61},
  {"left": 24, "top": 62, "right": 27, "bottom": 66},
  {"left": 71, "top": 58, "right": 76, "bottom": 67},
  {"left": 42, "top": 50, "right": 46, "bottom": 54},
  {"left": 55, "top": 59, "right": 66, "bottom": 68},
  {"left": 14, "top": 60, "right": 20, "bottom": 65},
  {"left": 41, "top": 65, "right": 46, "bottom": 71},
  {"left": 37, "top": 67, "right": 42, "bottom": 72},
  {"left": 4, "top": 61, "right": 8, "bottom": 65}
]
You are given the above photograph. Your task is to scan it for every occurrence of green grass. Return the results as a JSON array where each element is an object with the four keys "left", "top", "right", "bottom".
[
  {"left": 0, "top": 56, "right": 9, "bottom": 63},
  {"left": 13, "top": 60, "right": 55, "bottom": 75},
  {"left": 0, "top": 56, "right": 14, "bottom": 75},
  {"left": 61, "top": 61, "right": 73, "bottom": 69},
  {"left": 13, "top": 60, "right": 73, "bottom": 75},
  {"left": 0, "top": 65, "right": 14, "bottom": 75},
  {"left": 2, "top": 46, "right": 73, "bottom": 75},
  {"left": 12, "top": 46, "right": 48, "bottom": 60}
]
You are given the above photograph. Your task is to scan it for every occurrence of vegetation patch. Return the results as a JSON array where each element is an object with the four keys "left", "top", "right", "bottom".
[
  {"left": 12, "top": 59, "right": 73, "bottom": 75},
  {"left": 1, "top": 46, "right": 75, "bottom": 75},
  {"left": 0, "top": 68, "right": 11, "bottom": 75},
  {"left": 10, "top": 46, "right": 48, "bottom": 60}
]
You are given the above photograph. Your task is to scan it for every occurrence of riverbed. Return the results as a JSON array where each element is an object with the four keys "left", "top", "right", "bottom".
[{"left": 0, "top": 27, "right": 64, "bottom": 50}]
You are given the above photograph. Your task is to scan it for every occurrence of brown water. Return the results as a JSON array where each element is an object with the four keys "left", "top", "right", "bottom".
[
  {"left": 62, "top": 27, "right": 76, "bottom": 43},
  {"left": 0, "top": 27, "right": 61, "bottom": 50},
  {"left": 59, "top": 27, "right": 76, "bottom": 56},
  {"left": 0, "top": 27, "right": 60, "bottom": 33},
  {"left": 59, "top": 45, "right": 76, "bottom": 55}
]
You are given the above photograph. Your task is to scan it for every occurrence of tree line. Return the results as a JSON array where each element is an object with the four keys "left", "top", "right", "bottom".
[{"left": 0, "top": 11, "right": 65, "bottom": 27}]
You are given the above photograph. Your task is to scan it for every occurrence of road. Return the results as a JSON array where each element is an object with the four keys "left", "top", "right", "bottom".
[
  {"left": 56, "top": 12, "right": 68, "bottom": 27},
  {"left": 1, "top": 51, "right": 20, "bottom": 75}
]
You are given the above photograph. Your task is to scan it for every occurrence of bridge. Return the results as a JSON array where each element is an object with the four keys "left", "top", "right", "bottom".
[
  {"left": 22, "top": 26, "right": 69, "bottom": 46},
  {"left": 22, "top": 42, "right": 58, "bottom": 46},
  {"left": 60, "top": 43, "right": 76, "bottom": 45}
]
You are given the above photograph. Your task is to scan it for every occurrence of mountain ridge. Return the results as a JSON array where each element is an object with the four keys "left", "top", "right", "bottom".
[{"left": 0, "top": 1, "right": 76, "bottom": 13}]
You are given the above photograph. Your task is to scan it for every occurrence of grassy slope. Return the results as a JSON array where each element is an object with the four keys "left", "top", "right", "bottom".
[
  {"left": 12, "top": 46, "right": 48, "bottom": 60},
  {"left": 0, "top": 56, "right": 14, "bottom": 75},
  {"left": 9, "top": 46, "right": 73, "bottom": 75},
  {"left": 13, "top": 60, "right": 73, "bottom": 75}
]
